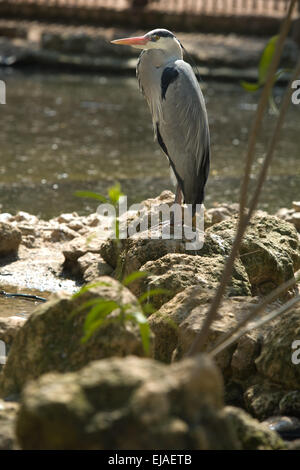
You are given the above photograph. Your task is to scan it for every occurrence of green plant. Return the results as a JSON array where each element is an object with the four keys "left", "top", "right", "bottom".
[
  {"left": 241, "top": 35, "right": 291, "bottom": 113},
  {"left": 74, "top": 184, "right": 169, "bottom": 354}
]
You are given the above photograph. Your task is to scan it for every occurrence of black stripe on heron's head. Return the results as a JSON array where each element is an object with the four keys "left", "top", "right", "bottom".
[{"left": 148, "top": 29, "right": 175, "bottom": 39}]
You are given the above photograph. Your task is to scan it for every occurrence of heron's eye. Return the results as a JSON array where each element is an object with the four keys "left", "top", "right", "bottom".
[{"left": 151, "top": 34, "right": 160, "bottom": 42}]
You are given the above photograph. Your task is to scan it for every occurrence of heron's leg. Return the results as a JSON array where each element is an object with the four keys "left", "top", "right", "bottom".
[
  {"left": 170, "top": 185, "right": 183, "bottom": 227},
  {"left": 174, "top": 185, "right": 182, "bottom": 205}
]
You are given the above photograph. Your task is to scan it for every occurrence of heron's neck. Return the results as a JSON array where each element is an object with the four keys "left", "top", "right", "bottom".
[{"left": 146, "top": 44, "right": 183, "bottom": 68}]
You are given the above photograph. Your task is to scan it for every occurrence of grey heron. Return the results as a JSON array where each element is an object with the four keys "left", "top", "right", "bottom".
[{"left": 111, "top": 28, "right": 210, "bottom": 216}]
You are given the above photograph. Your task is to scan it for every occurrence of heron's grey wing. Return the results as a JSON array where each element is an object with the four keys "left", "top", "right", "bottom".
[{"left": 157, "top": 60, "right": 210, "bottom": 208}]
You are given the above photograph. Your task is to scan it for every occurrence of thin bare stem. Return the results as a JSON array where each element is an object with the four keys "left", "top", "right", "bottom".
[
  {"left": 245, "top": 59, "right": 300, "bottom": 225},
  {"left": 239, "top": 0, "right": 297, "bottom": 221},
  {"left": 209, "top": 270, "right": 300, "bottom": 356},
  {"left": 187, "top": 0, "right": 298, "bottom": 356}
]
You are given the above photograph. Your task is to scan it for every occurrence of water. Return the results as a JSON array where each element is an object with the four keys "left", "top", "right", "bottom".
[
  {"left": 0, "top": 285, "right": 49, "bottom": 318},
  {"left": 0, "top": 68, "right": 299, "bottom": 219}
]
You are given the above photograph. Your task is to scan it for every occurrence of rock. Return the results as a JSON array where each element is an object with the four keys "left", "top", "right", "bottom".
[
  {"left": 205, "top": 203, "right": 239, "bottom": 227},
  {"left": 256, "top": 306, "right": 300, "bottom": 389},
  {"left": 173, "top": 297, "right": 259, "bottom": 372},
  {"left": 149, "top": 293, "right": 257, "bottom": 367},
  {"left": 0, "top": 213, "right": 13, "bottom": 223},
  {"left": 223, "top": 406, "right": 286, "bottom": 450},
  {"left": 0, "top": 400, "right": 19, "bottom": 450},
  {"left": 13, "top": 211, "right": 39, "bottom": 225},
  {"left": 43, "top": 225, "right": 78, "bottom": 242},
  {"left": 231, "top": 331, "right": 261, "bottom": 380},
  {"left": 276, "top": 204, "right": 300, "bottom": 232},
  {"left": 263, "top": 416, "right": 300, "bottom": 441},
  {"left": 78, "top": 252, "right": 113, "bottom": 283},
  {"left": 292, "top": 201, "right": 300, "bottom": 212},
  {"left": 101, "top": 229, "right": 232, "bottom": 280},
  {"left": 16, "top": 355, "right": 240, "bottom": 450},
  {"left": 279, "top": 391, "right": 300, "bottom": 418},
  {"left": 62, "top": 234, "right": 112, "bottom": 280},
  {"left": 291, "top": 212, "right": 300, "bottom": 231},
  {"left": 136, "top": 253, "right": 251, "bottom": 309},
  {"left": 244, "top": 383, "right": 284, "bottom": 420},
  {"left": 0, "top": 222, "right": 22, "bottom": 256},
  {"left": 208, "top": 214, "right": 300, "bottom": 294},
  {"left": 0, "top": 277, "right": 150, "bottom": 398},
  {"left": 0, "top": 315, "right": 26, "bottom": 349}
]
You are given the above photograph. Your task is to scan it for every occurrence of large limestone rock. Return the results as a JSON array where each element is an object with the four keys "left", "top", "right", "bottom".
[
  {"left": 256, "top": 306, "right": 300, "bottom": 389},
  {"left": 149, "top": 292, "right": 259, "bottom": 371},
  {"left": 134, "top": 253, "right": 251, "bottom": 308},
  {"left": 16, "top": 355, "right": 240, "bottom": 450},
  {"left": 0, "top": 222, "right": 22, "bottom": 257},
  {"left": 208, "top": 214, "right": 300, "bottom": 294},
  {"left": 0, "top": 277, "right": 150, "bottom": 398}
]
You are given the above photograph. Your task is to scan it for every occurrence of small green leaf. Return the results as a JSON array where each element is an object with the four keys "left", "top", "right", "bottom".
[
  {"left": 81, "top": 317, "right": 115, "bottom": 343},
  {"left": 258, "top": 35, "right": 278, "bottom": 85},
  {"left": 138, "top": 288, "right": 170, "bottom": 304},
  {"left": 108, "top": 183, "right": 124, "bottom": 206},
  {"left": 75, "top": 190, "right": 108, "bottom": 203},
  {"left": 125, "top": 311, "right": 151, "bottom": 355},
  {"left": 123, "top": 271, "right": 148, "bottom": 286},
  {"left": 70, "top": 298, "right": 103, "bottom": 317},
  {"left": 84, "top": 299, "right": 119, "bottom": 332},
  {"left": 72, "top": 281, "right": 112, "bottom": 298},
  {"left": 240, "top": 80, "right": 261, "bottom": 92}
]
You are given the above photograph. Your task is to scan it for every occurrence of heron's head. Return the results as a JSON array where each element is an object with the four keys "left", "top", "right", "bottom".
[{"left": 111, "top": 29, "right": 181, "bottom": 53}]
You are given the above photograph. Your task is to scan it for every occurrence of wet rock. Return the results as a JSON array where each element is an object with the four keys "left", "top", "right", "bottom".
[
  {"left": 208, "top": 214, "right": 300, "bottom": 294},
  {"left": 149, "top": 293, "right": 256, "bottom": 367},
  {"left": 279, "top": 391, "right": 300, "bottom": 418},
  {"left": 255, "top": 306, "right": 300, "bottom": 389},
  {"left": 244, "top": 383, "right": 284, "bottom": 420},
  {"left": 0, "top": 277, "right": 150, "bottom": 398},
  {"left": 223, "top": 406, "right": 286, "bottom": 450},
  {"left": 263, "top": 416, "right": 300, "bottom": 441},
  {"left": 0, "top": 399, "right": 19, "bottom": 450},
  {"left": 0, "top": 222, "right": 22, "bottom": 256},
  {"left": 16, "top": 355, "right": 240, "bottom": 450}
]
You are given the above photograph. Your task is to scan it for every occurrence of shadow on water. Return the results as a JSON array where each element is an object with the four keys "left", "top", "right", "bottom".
[{"left": 0, "top": 68, "right": 299, "bottom": 218}]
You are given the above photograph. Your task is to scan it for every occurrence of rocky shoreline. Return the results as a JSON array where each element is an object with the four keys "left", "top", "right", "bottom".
[{"left": 0, "top": 192, "right": 300, "bottom": 449}]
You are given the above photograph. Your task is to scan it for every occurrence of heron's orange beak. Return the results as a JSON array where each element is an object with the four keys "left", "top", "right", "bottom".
[{"left": 111, "top": 35, "right": 149, "bottom": 46}]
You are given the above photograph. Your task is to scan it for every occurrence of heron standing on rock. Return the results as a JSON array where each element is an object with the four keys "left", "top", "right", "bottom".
[{"left": 111, "top": 28, "right": 210, "bottom": 217}]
